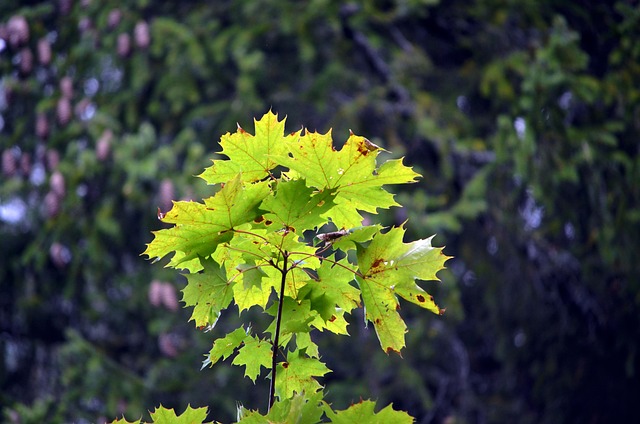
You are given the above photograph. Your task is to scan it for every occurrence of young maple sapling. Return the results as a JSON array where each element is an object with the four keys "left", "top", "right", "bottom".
[{"left": 124, "top": 111, "right": 451, "bottom": 423}]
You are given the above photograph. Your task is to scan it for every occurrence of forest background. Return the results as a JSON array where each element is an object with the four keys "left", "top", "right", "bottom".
[{"left": 1, "top": 1, "right": 639, "bottom": 423}]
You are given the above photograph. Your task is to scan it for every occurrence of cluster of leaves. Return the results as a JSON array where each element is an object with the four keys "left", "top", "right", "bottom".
[
  {"left": 112, "top": 395, "right": 413, "bottom": 424},
  {"left": 131, "top": 111, "right": 449, "bottom": 422},
  {"left": 4, "top": 0, "right": 640, "bottom": 422}
]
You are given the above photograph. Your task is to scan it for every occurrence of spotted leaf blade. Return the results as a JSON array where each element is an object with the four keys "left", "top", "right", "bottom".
[
  {"left": 355, "top": 275, "right": 407, "bottom": 354},
  {"left": 273, "top": 131, "right": 419, "bottom": 228},
  {"left": 275, "top": 350, "right": 330, "bottom": 400},
  {"left": 356, "top": 227, "right": 450, "bottom": 353}
]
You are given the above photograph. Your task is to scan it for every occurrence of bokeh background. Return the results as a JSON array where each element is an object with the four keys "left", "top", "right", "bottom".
[{"left": 1, "top": 1, "right": 639, "bottom": 423}]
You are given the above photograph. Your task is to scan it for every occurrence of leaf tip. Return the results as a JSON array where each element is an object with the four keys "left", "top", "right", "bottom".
[{"left": 385, "top": 346, "right": 403, "bottom": 357}]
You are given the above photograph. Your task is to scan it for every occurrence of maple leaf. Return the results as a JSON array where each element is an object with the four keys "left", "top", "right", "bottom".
[
  {"left": 295, "top": 332, "right": 320, "bottom": 358},
  {"left": 298, "top": 258, "right": 360, "bottom": 321},
  {"left": 206, "top": 327, "right": 248, "bottom": 368},
  {"left": 238, "top": 392, "right": 324, "bottom": 424},
  {"left": 182, "top": 257, "right": 233, "bottom": 327},
  {"left": 144, "top": 175, "right": 270, "bottom": 271},
  {"left": 274, "top": 130, "right": 419, "bottom": 228},
  {"left": 266, "top": 298, "right": 316, "bottom": 346},
  {"left": 232, "top": 336, "right": 273, "bottom": 382},
  {"left": 199, "top": 111, "right": 298, "bottom": 184},
  {"left": 355, "top": 227, "right": 450, "bottom": 353},
  {"left": 149, "top": 405, "right": 211, "bottom": 424},
  {"left": 324, "top": 400, "right": 413, "bottom": 424},
  {"left": 275, "top": 349, "right": 330, "bottom": 400},
  {"left": 325, "top": 224, "right": 382, "bottom": 251},
  {"left": 262, "top": 179, "right": 336, "bottom": 232},
  {"left": 110, "top": 418, "right": 142, "bottom": 424},
  {"left": 267, "top": 230, "right": 321, "bottom": 270},
  {"left": 232, "top": 261, "right": 277, "bottom": 312}
]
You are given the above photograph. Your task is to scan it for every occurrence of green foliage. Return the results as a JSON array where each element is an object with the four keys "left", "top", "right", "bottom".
[
  {"left": 142, "top": 111, "right": 450, "bottom": 421},
  {"left": 3, "top": 1, "right": 640, "bottom": 422},
  {"left": 112, "top": 405, "right": 213, "bottom": 424}
]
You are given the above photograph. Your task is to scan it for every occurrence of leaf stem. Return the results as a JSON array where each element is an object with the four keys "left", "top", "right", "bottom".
[
  {"left": 226, "top": 262, "right": 269, "bottom": 285},
  {"left": 232, "top": 228, "right": 276, "bottom": 248},
  {"left": 269, "top": 251, "right": 289, "bottom": 411},
  {"left": 223, "top": 244, "right": 271, "bottom": 263},
  {"left": 288, "top": 251, "right": 364, "bottom": 278}
]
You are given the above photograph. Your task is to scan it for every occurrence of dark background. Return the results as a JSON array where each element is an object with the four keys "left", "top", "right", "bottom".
[{"left": 1, "top": 1, "right": 639, "bottom": 423}]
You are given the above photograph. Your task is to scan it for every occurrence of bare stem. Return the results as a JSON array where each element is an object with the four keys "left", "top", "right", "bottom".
[{"left": 268, "top": 251, "right": 289, "bottom": 411}]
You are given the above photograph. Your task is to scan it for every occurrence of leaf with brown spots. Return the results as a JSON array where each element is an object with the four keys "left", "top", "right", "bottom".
[
  {"left": 355, "top": 226, "right": 451, "bottom": 353},
  {"left": 272, "top": 130, "right": 419, "bottom": 228},
  {"left": 275, "top": 349, "right": 330, "bottom": 400}
]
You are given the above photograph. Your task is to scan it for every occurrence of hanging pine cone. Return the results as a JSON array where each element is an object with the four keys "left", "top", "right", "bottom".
[
  {"left": 20, "top": 152, "right": 31, "bottom": 176},
  {"left": 7, "top": 15, "right": 29, "bottom": 48},
  {"left": 60, "top": 76, "right": 73, "bottom": 99},
  {"left": 96, "top": 129, "right": 112, "bottom": 162},
  {"left": 134, "top": 21, "right": 150, "bottom": 49},
  {"left": 18, "top": 47, "right": 33, "bottom": 76},
  {"left": 117, "top": 32, "right": 131, "bottom": 57},
  {"left": 44, "top": 191, "right": 61, "bottom": 218},
  {"left": 36, "top": 113, "right": 50, "bottom": 139},
  {"left": 56, "top": 97, "right": 72, "bottom": 125},
  {"left": 2, "top": 149, "right": 18, "bottom": 177},
  {"left": 49, "top": 242, "right": 71, "bottom": 268},
  {"left": 37, "top": 38, "right": 52, "bottom": 65},
  {"left": 78, "top": 16, "right": 92, "bottom": 34},
  {"left": 50, "top": 171, "right": 65, "bottom": 198},
  {"left": 46, "top": 149, "right": 60, "bottom": 171},
  {"left": 58, "top": 0, "right": 72, "bottom": 15},
  {"left": 108, "top": 9, "right": 122, "bottom": 29}
]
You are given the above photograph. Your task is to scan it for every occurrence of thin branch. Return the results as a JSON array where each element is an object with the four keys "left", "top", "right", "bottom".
[
  {"left": 287, "top": 251, "right": 364, "bottom": 278},
  {"left": 232, "top": 228, "right": 272, "bottom": 246},
  {"left": 269, "top": 252, "right": 289, "bottom": 411},
  {"left": 312, "top": 241, "right": 335, "bottom": 256},
  {"left": 226, "top": 261, "right": 271, "bottom": 285}
]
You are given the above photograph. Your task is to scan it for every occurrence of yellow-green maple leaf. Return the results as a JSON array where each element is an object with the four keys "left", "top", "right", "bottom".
[
  {"left": 274, "top": 130, "right": 419, "bottom": 228},
  {"left": 275, "top": 350, "right": 330, "bottom": 400},
  {"left": 143, "top": 175, "right": 269, "bottom": 271},
  {"left": 324, "top": 399, "right": 413, "bottom": 424},
  {"left": 232, "top": 336, "right": 273, "bottom": 382},
  {"left": 199, "top": 111, "right": 299, "bottom": 184},
  {"left": 355, "top": 227, "right": 451, "bottom": 353},
  {"left": 182, "top": 257, "right": 234, "bottom": 327}
]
